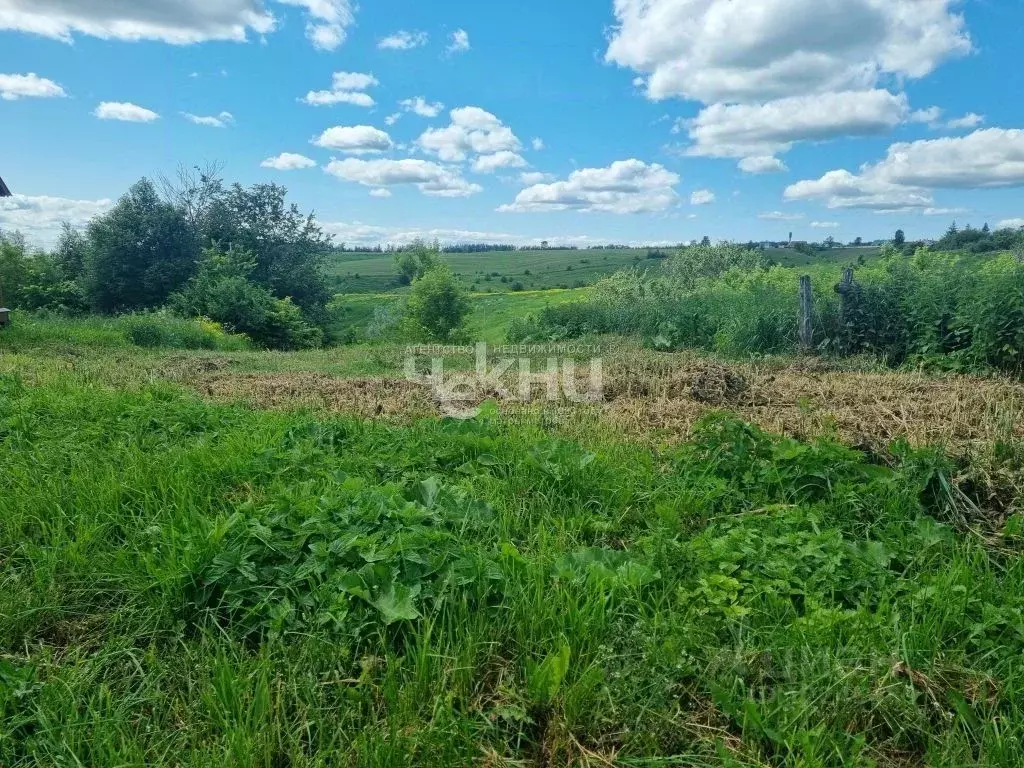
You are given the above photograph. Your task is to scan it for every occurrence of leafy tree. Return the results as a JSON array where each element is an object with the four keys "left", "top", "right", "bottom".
[
  {"left": 83, "top": 179, "right": 197, "bottom": 313},
  {"left": 53, "top": 223, "right": 88, "bottom": 281},
  {"left": 203, "top": 183, "right": 332, "bottom": 316},
  {"left": 404, "top": 264, "right": 472, "bottom": 341},
  {"left": 894, "top": 229, "right": 906, "bottom": 247},
  {"left": 168, "top": 245, "right": 322, "bottom": 350},
  {"left": 394, "top": 239, "right": 441, "bottom": 286},
  {"left": 824, "top": 236, "right": 836, "bottom": 249}
]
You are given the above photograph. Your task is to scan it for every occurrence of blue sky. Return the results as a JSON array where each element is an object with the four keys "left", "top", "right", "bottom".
[{"left": 2, "top": 0, "right": 1023, "bottom": 248}]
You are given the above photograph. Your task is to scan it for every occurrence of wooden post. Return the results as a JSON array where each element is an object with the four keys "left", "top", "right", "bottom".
[{"left": 799, "top": 275, "right": 813, "bottom": 354}]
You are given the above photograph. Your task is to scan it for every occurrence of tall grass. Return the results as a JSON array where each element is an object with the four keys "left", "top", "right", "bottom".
[
  {"left": 2, "top": 376, "right": 1024, "bottom": 765},
  {"left": 511, "top": 247, "right": 1024, "bottom": 374},
  {"left": 0, "top": 311, "right": 250, "bottom": 353}
]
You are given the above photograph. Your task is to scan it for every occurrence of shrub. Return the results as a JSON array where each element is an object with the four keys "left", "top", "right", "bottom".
[
  {"left": 168, "top": 246, "right": 322, "bottom": 350},
  {"left": 404, "top": 265, "right": 472, "bottom": 342},
  {"left": 124, "top": 313, "right": 221, "bottom": 350}
]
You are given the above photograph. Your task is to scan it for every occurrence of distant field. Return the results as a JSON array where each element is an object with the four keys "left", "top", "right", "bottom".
[
  {"left": 331, "top": 287, "right": 590, "bottom": 344},
  {"left": 326, "top": 248, "right": 664, "bottom": 294},
  {"left": 327, "top": 246, "right": 883, "bottom": 294}
]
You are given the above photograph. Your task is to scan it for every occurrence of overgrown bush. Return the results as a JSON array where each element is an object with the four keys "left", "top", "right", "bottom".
[
  {"left": 168, "top": 246, "right": 322, "bottom": 350},
  {"left": 404, "top": 264, "right": 472, "bottom": 342}
]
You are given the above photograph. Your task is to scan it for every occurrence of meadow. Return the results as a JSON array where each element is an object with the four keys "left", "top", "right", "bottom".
[
  {"left": 325, "top": 246, "right": 881, "bottom": 295},
  {"left": 4, "top": 216, "right": 1024, "bottom": 766}
]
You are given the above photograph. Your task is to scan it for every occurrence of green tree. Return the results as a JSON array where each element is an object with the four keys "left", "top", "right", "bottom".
[
  {"left": 203, "top": 183, "right": 331, "bottom": 316},
  {"left": 405, "top": 264, "right": 472, "bottom": 341},
  {"left": 83, "top": 179, "right": 197, "bottom": 313},
  {"left": 53, "top": 223, "right": 88, "bottom": 281},
  {"left": 894, "top": 229, "right": 906, "bottom": 247},
  {"left": 394, "top": 239, "right": 441, "bottom": 286}
]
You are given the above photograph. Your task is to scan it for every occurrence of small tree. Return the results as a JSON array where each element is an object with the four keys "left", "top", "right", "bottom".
[
  {"left": 405, "top": 264, "right": 472, "bottom": 341},
  {"left": 894, "top": 229, "right": 906, "bottom": 247},
  {"left": 394, "top": 239, "right": 440, "bottom": 285}
]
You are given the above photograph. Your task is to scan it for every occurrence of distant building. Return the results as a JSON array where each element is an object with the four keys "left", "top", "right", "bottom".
[{"left": 0, "top": 175, "right": 10, "bottom": 197}]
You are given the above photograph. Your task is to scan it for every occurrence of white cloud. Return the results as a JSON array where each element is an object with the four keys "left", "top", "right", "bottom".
[
  {"left": 183, "top": 110, "right": 233, "bottom": 127},
  {"left": 93, "top": 101, "right": 159, "bottom": 122},
  {"left": 324, "top": 157, "right": 482, "bottom": 197},
  {"left": 690, "top": 188, "right": 715, "bottom": 205},
  {"left": 498, "top": 159, "right": 680, "bottom": 214},
  {"left": 519, "top": 171, "right": 555, "bottom": 185},
  {"left": 810, "top": 221, "right": 839, "bottom": 228},
  {"left": 261, "top": 152, "right": 316, "bottom": 170},
  {"left": 400, "top": 96, "right": 444, "bottom": 118},
  {"left": 739, "top": 155, "right": 788, "bottom": 174},
  {"left": 0, "top": 72, "right": 65, "bottom": 100},
  {"left": 606, "top": 0, "right": 971, "bottom": 104},
  {"left": 301, "top": 71, "right": 377, "bottom": 107},
  {"left": 384, "top": 113, "right": 401, "bottom": 126},
  {"left": 369, "top": 188, "right": 392, "bottom": 198},
  {"left": 378, "top": 30, "right": 428, "bottom": 50},
  {"left": 0, "top": 193, "right": 112, "bottom": 246},
  {"left": 923, "top": 206, "right": 967, "bottom": 216},
  {"left": 312, "top": 125, "right": 393, "bottom": 154},
  {"left": 759, "top": 211, "right": 804, "bottom": 221},
  {"left": 447, "top": 28, "right": 470, "bottom": 54},
  {"left": 998, "top": 218, "right": 1024, "bottom": 230},
  {"left": 472, "top": 151, "right": 528, "bottom": 173},
  {"left": 0, "top": 0, "right": 355, "bottom": 49},
  {"left": 686, "top": 90, "right": 910, "bottom": 158},
  {"left": 947, "top": 112, "right": 984, "bottom": 130},
  {"left": 532, "top": 137, "right": 545, "bottom": 151},
  {"left": 786, "top": 128, "right": 1024, "bottom": 211},
  {"left": 910, "top": 106, "right": 944, "bottom": 125},
  {"left": 417, "top": 106, "right": 521, "bottom": 162}
]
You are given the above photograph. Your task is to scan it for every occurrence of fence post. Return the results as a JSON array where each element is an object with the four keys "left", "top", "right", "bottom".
[{"left": 799, "top": 275, "right": 814, "bottom": 354}]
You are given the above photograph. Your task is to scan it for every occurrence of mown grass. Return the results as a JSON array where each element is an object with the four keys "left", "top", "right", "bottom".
[{"left": 2, "top": 371, "right": 1024, "bottom": 766}]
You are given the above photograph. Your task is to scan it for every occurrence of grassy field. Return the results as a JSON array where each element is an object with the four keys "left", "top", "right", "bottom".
[
  {"left": 3, "top": 312, "right": 1024, "bottom": 765},
  {"left": 327, "top": 247, "right": 883, "bottom": 295}
]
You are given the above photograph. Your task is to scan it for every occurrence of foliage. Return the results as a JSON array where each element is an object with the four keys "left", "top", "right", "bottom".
[
  {"left": 404, "top": 264, "right": 472, "bottom": 342},
  {"left": 83, "top": 179, "right": 198, "bottom": 313},
  {"left": 394, "top": 239, "right": 441, "bottom": 286},
  {"left": 168, "top": 246, "right": 322, "bottom": 350}
]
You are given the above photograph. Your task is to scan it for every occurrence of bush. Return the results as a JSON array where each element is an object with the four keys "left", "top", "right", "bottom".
[
  {"left": 123, "top": 313, "right": 223, "bottom": 350},
  {"left": 168, "top": 246, "right": 322, "bottom": 350},
  {"left": 404, "top": 265, "right": 472, "bottom": 342}
]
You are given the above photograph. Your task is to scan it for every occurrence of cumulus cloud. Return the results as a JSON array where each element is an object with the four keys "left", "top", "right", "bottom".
[
  {"left": 301, "top": 71, "right": 377, "bottom": 107},
  {"left": 0, "top": 72, "right": 65, "bottom": 100},
  {"left": 998, "top": 218, "right": 1024, "bottom": 230},
  {"left": 417, "top": 106, "right": 522, "bottom": 162},
  {"left": 690, "top": 188, "right": 716, "bottom": 205},
  {"left": 686, "top": 90, "right": 910, "bottom": 158},
  {"left": 739, "top": 155, "right": 788, "bottom": 174},
  {"left": 472, "top": 151, "right": 528, "bottom": 174},
  {"left": 378, "top": 30, "right": 428, "bottom": 50},
  {"left": 0, "top": 0, "right": 355, "bottom": 49},
  {"left": 519, "top": 171, "right": 555, "bottom": 185},
  {"left": 605, "top": 0, "right": 971, "bottom": 104},
  {"left": 312, "top": 125, "right": 393, "bottom": 154},
  {"left": 324, "top": 158, "right": 482, "bottom": 197},
  {"left": 786, "top": 128, "right": 1024, "bottom": 212},
  {"left": 947, "top": 112, "right": 985, "bottom": 130},
  {"left": 369, "top": 188, "right": 392, "bottom": 198},
  {"left": 810, "top": 221, "right": 839, "bottom": 228},
  {"left": 183, "top": 110, "right": 233, "bottom": 127},
  {"left": 261, "top": 152, "right": 316, "bottom": 170},
  {"left": 93, "top": 101, "right": 159, "bottom": 122},
  {"left": 759, "top": 211, "right": 804, "bottom": 221},
  {"left": 400, "top": 96, "right": 444, "bottom": 118},
  {"left": 532, "top": 138, "right": 545, "bottom": 151},
  {"left": 498, "top": 159, "right": 680, "bottom": 214},
  {"left": 0, "top": 193, "right": 112, "bottom": 246},
  {"left": 447, "top": 28, "right": 470, "bottom": 54}
]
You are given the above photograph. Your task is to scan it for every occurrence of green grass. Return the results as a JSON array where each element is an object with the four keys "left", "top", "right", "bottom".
[
  {"left": 0, "top": 312, "right": 250, "bottom": 353},
  {"left": 2, "top": 373, "right": 1024, "bottom": 766}
]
